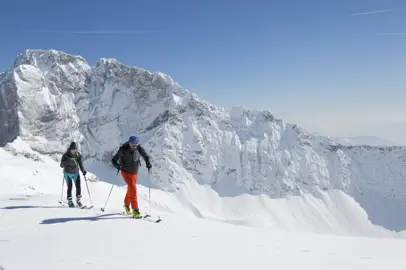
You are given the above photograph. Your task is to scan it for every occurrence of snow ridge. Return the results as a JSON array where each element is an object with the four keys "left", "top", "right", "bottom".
[{"left": 1, "top": 49, "right": 406, "bottom": 232}]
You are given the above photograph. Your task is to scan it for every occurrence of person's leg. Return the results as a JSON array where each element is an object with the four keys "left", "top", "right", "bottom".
[
  {"left": 65, "top": 174, "right": 74, "bottom": 207},
  {"left": 131, "top": 173, "right": 139, "bottom": 210},
  {"left": 74, "top": 173, "right": 82, "bottom": 205},
  {"left": 121, "top": 171, "right": 133, "bottom": 213},
  {"left": 65, "top": 173, "right": 73, "bottom": 202},
  {"left": 121, "top": 171, "right": 140, "bottom": 217},
  {"left": 129, "top": 173, "right": 140, "bottom": 218}
]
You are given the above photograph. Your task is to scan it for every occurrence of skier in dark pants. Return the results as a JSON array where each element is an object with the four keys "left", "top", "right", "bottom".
[
  {"left": 60, "top": 142, "right": 87, "bottom": 207},
  {"left": 111, "top": 136, "right": 152, "bottom": 218}
]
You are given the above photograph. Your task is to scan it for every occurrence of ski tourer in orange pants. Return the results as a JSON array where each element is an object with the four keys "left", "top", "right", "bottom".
[{"left": 111, "top": 136, "right": 152, "bottom": 218}]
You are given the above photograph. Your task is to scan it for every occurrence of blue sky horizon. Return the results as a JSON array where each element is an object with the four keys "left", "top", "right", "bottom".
[{"left": 1, "top": 0, "right": 405, "bottom": 144}]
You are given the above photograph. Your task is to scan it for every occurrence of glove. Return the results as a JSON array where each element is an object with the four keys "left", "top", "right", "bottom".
[
  {"left": 146, "top": 162, "right": 152, "bottom": 170},
  {"left": 82, "top": 170, "right": 87, "bottom": 176},
  {"left": 115, "top": 164, "right": 121, "bottom": 171}
]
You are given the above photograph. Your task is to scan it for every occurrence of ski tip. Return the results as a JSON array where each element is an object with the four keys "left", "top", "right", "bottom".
[{"left": 140, "top": 213, "right": 162, "bottom": 223}]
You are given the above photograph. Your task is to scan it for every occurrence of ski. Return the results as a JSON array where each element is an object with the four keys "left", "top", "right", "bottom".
[
  {"left": 143, "top": 213, "right": 162, "bottom": 223},
  {"left": 143, "top": 214, "right": 162, "bottom": 223},
  {"left": 75, "top": 205, "right": 93, "bottom": 209},
  {"left": 60, "top": 203, "right": 93, "bottom": 209},
  {"left": 122, "top": 212, "right": 162, "bottom": 223}
]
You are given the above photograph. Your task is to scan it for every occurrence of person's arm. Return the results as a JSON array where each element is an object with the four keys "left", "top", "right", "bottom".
[
  {"left": 111, "top": 147, "right": 123, "bottom": 170},
  {"left": 138, "top": 145, "right": 151, "bottom": 169},
  {"left": 60, "top": 153, "right": 67, "bottom": 168},
  {"left": 77, "top": 153, "right": 86, "bottom": 175}
]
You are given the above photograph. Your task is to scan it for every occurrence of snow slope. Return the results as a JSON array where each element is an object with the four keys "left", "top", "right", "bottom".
[
  {"left": 331, "top": 136, "right": 399, "bottom": 147},
  {"left": 1, "top": 139, "right": 406, "bottom": 270},
  {"left": 0, "top": 138, "right": 404, "bottom": 237},
  {"left": 1, "top": 49, "right": 406, "bottom": 232}
]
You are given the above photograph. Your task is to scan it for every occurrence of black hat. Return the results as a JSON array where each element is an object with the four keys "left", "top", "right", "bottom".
[{"left": 69, "top": 142, "right": 77, "bottom": 150}]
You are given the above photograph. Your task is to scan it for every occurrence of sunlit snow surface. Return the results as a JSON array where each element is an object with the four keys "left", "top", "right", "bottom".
[{"left": 1, "top": 139, "right": 406, "bottom": 270}]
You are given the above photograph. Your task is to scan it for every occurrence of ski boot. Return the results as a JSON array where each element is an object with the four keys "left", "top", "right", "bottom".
[
  {"left": 124, "top": 205, "right": 132, "bottom": 215},
  {"left": 132, "top": 208, "right": 142, "bottom": 219},
  {"left": 68, "top": 197, "right": 75, "bottom": 208},
  {"left": 76, "top": 196, "right": 83, "bottom": 208}
]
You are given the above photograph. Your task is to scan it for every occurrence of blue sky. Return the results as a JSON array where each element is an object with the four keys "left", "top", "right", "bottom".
[{"left": 1, "top": 0, "right": 405, "bottom": 143}]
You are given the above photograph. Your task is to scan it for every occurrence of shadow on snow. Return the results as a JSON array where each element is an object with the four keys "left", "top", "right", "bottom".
[
  {"left": 1, "top": 205, "right": 129, "bottom": 224},
  {"left": 1, "top": 205, "right": 65, "bottom": 210},
  {"left": 40, "top": 213, "right": 128, "bottom": 224}
]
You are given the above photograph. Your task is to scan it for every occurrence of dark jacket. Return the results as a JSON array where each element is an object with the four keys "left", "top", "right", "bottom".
[
  {"left": 111, "top": 142, "right": 151, "bottom": 174},
  {"left": 60, "top": 150, "right": 85, "bottom": 174}
]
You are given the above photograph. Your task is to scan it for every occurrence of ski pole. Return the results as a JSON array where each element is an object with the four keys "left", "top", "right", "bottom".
[
  {"left": 101, "top": 184, "right": 114, "bottom": 212},
  {"left": 147, "top": 169, "right": 161, "bottom": 222},
  {"left": 100, "top": 169, "right": 119, "bottom": 212},
  {"left": 84, "top": 175, "right": 93, "bottom": 207},
  {"left": 59, "top": 175, "right": 64, "bottom": 204},
  {"left": 148, "top": 169, "right": 151, "bottom": 216}
]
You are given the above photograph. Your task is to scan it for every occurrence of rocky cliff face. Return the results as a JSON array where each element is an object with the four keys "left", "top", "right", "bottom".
[
  {"left": 1, "top": 49, "right": 406, "bottom": 230},
  {"left": 1, "top": 50, "right": 89, "bottom": 158}
]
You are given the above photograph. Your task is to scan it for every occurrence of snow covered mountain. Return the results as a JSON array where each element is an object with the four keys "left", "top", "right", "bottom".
[
  {"left": 331, "top": 136, "right": 399, "bottom": 147},
  {"left": 1, "top": 49, "right": 406, "bottom": 232}
]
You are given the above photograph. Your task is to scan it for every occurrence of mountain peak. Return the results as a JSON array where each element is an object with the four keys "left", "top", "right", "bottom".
[
  {"left": 96, "top": 57, "right": 121, "bottom": 67},
  {"left": 14, "top": 49, "right": 88, "bottom": 69}
]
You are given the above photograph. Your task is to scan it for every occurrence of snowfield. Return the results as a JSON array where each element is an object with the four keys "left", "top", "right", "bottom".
[{"left": 1, "top": 139, "right": 406, "bottom": 270}]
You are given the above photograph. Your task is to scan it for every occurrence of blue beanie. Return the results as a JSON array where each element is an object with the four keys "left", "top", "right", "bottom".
[{"left": 128, "top": 136, "right": 139, "bottom": 144}]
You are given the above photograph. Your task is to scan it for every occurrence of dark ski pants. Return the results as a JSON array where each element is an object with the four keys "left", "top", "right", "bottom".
[{"left": 64, "top": 172, "right": 81, "bottom": 200}]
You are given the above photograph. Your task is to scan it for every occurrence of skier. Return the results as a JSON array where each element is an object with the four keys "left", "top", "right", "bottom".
[
  {"left": 60, "top": 142, "right": 87, "bottom": 208},
  {"left": 111, "top": 135, "right": 152, "bottom": 218}
]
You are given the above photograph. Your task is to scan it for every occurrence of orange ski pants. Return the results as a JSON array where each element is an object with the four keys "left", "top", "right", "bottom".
[{"left": 121, "top": 170, "right": 139, "bottom": 209}]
